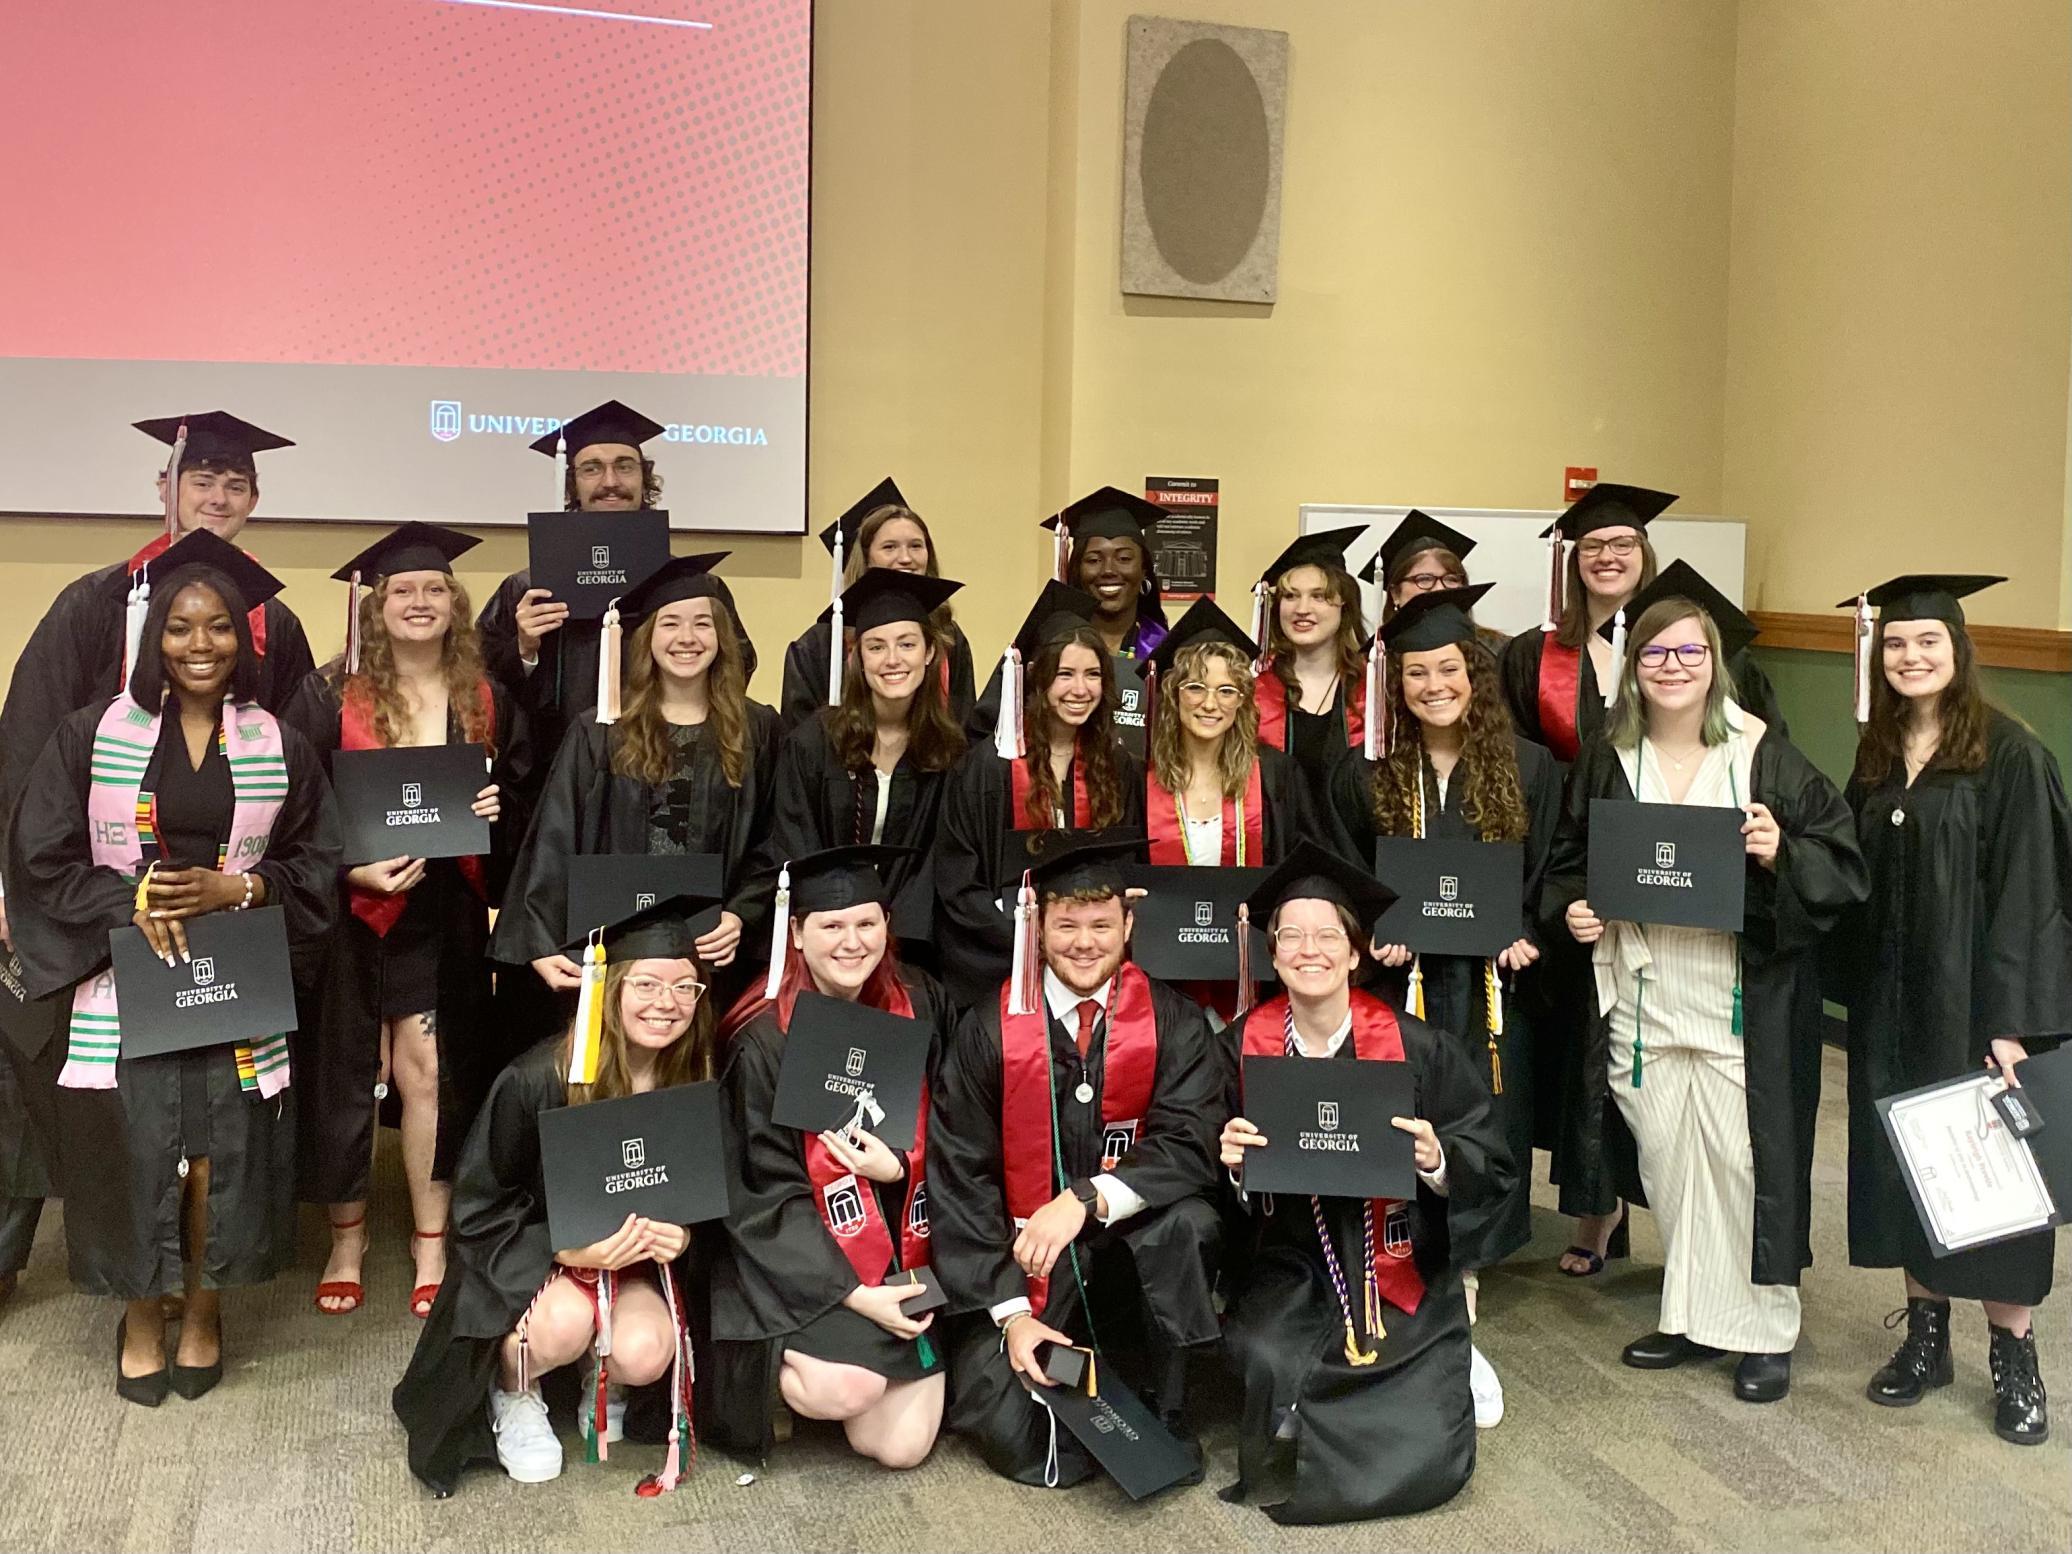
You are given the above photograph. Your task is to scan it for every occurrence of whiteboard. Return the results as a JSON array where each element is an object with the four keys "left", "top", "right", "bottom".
[{"left": 1298, "top": 505, "right": 1747, "bottom": 639}]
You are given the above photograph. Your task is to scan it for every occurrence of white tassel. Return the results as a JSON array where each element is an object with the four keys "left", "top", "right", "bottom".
[
  {"left": 554, "top": 430, "right": 568, "bottom": 505},
  {"left": 595, "top": 598, "right": 622, "bottom": 723},
  {"left": 1248, "top": 579, "right": 1271, "bottom": 669},
  {"left": 1852, "top": 591, "right": 1873, "bottom": 724},
  {"left": 763, "top": 864, "right": 791, "bottom": 1000},
  {"left": 122, "top": 566, "right": 151, "bottom": 691},
  {"left": 826, "top": 528, "right": 846, "bottom": 703},
  {"left": 1602, "top": 607, "right": 1626, "bottom": 707},
  {"left": 1007, "top": 873, "right": 1039, "bottom": 1015},
  {"left": 1052, "top": 520, "right": 1070, "bottom": 584},
  {"left": 1542, "top": 533, "right": 1564, "bottom": 632},
  {"left": 992, "top": 648, "right": 1018, "bottom": 759},
  {"left": 161, "top": 421, "right": 188, "bottom": 541},
  {"left": 344, "top": 570, "right": 362, "bottom": 675},
  {"left": 1362, "top": 637, "right": 1385, "bottom": 760}
]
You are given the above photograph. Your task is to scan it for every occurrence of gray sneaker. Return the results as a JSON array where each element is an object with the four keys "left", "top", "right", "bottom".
[{"left": 489, "top": 1384, "right": 563, "bottom": 1483}]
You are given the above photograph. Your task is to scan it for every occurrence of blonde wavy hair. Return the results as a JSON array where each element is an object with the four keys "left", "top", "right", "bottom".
[
  {"left": 610, "top": 594, "right": 752, "bottom": 789},
  {"left": 1150, "top": 639, "right": 1260, "bottom": 800},
  {"left": 345, "top": 575, "right": 494, "bottom": 750}
]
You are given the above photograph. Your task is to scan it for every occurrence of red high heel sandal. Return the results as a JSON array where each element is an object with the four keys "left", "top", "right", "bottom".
[
  {"left": 313, "top": 1215, "right": 367, "bottom": 1315},
  {"left": 409, "top": 1228, "right": 445, "bottom": 1319}
]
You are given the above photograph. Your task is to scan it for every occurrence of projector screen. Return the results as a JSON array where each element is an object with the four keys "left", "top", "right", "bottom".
[{"left": 0, "top": 0, "right": 810, "bottom": 532}]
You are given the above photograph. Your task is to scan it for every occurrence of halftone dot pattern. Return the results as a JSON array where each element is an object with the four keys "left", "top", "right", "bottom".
[{"left": 0, "top": 0, "right": 807, "bottom": 377}]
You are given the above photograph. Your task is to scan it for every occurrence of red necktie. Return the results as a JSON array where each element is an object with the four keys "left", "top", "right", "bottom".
[{"left": 1074, "top": 999, "right": 1099, "bottom": 1060}]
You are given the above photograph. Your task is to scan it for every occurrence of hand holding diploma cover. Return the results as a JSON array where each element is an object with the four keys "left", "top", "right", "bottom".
[
  {"left": 527, "top": 511, "right": 671, "bottom": 622},
  {"left": 1018, "top": 1349, "right": 1201, "bottom": 1500},
  {"left": 332, "top": 744, "right": 491, "bottom": 866},
  {"left": 538, "top": 1082, "right": 731, "bottom": 1254},
  {"left": 107, "top": 905, "right": 297, "bottom": 1059},
  {"left": 769, "top": 989, "right": 929, "bottom": 1151},
  {"left": 1239, "top": 1054, "right": 1418, "bottom": 1200},
  {"left": 1585, "top": 798, "right": 1746, "bottom": 932},
  {"left": 1372, "top": 838, "right": 1524, "bottom": 958}
]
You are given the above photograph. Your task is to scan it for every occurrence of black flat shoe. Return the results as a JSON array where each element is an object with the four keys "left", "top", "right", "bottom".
[
  {"left": 1734, "top": 1351, "right": 1792, "bottom": 1402},
  {"left": 170, "top": 1316, "right": 224, "bottom": 1400},
  {"left": 1621, "top": 1331, "right": 1725, "bottom": 1370},
  {"left": 115, "top": 1317, "right": 169, "bottom": 1407}
]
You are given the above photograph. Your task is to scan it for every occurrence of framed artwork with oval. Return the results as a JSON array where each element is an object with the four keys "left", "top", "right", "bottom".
[{"left": 1122, "top": 16, "right": 1288, "bottom": 303}]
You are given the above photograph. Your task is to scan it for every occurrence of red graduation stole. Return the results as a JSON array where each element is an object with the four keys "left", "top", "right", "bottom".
[
  {"left": 341, "top": 679, "right": 493, "bottom": 937},
  {"left": 803, "top": 975, "right": 933, "bottom": 1283},
  {"left": 1535, "top": 636, "right": 1583, "bottom": 762},
  {"left": 1145, "top": 759, "right": 1265, "bottom": 866},
  {"left": 1239, "top": 991, "right": 1425, "bottom": 1321},
  {"left": 1006, "top": 744, "right": 1092, "bottom": 832},
  {"left": 128, "top": 534, "right": 269, "bottom": 657},
  {"left": 999, "top": 963, "right": 1159, "bottom": 1312},
  {"left": 1253, "top": 660, "right": 1364, "bottom": 753}
]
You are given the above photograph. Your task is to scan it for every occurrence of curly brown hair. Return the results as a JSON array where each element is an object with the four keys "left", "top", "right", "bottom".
[
  {"left": 1852, "top": 618, "right": 1993, "bottom": 784},
  {"left": 1150, "top": 640, "right": 1259, "bottom": 800},
  {"left": 1368, "top": 642, "right": 1528, "bottom": 843},
  {"left": 1265, "top": 560, "right": 1366, "bottom": 701},
  {"left": 608, "top": 594, "right": 752, "bottom": 789},
  {"left": 1021, "top": 626, "right": 1127, "bottom": 828},
  {"left": 823, "top": 637, "right": 967, "bottom": 777},
  {"left": 344, "top": 576, "right": 495, "bottom": 751},
  {"left": 564, "top": 956, "right": 717, "bottom": 1104}
]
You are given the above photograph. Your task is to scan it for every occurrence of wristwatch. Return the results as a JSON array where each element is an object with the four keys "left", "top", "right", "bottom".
[{"left": 1068, "top": 1177, "right": 1100, "bottom": 1211}]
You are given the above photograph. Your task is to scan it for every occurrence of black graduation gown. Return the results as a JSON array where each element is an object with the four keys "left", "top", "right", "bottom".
[
  {"left": 1496, "top": 630, "right": 1788, "bottom": 757},
  {"left": 748, "top": 715, "right": 951, "bottom": 958},
  {"left": 704, "top": 967, "right": 953, "bottom": 1458},
  {"left": 5, "top": 701, "right": 340, "bottom": 1299},
  {"left": 777, "top": 617, "right": 977, "bottom": 735},
  {"left": 1538, "top": 725, "right": 1868, "bottom": 1286},
  {"left": 279, "top": 669, "right": 536, "bottom": 1203},
  {"left": 488, "top": 704, "right": 782, "bottom": 974},
  {"left": 1324, "top": 736, "right": 1564, "bottom": 1268},
  {"left": 934, "top": 744, "right": 1148, "bottom": 1009},
  {"left": 476, "top": 567, "right": 608, "bottom": 774},
  {"left": 1224, "top": 1015, "right": 1511, "bottom": 1525},
  {"left": 928, "top": 976, "right": 1225, "bottom": 1486},
  {"left": 1833, "top": 712, "right": 2072, "bottom": 1304}
]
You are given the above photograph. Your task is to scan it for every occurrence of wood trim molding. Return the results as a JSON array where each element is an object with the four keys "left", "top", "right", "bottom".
[{"left": 1750, "top": 611, "right": 2072, "bottom": 674}]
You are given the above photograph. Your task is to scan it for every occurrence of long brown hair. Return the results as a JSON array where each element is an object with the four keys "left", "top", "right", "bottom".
[
  {"left": 1021, "top": 626, "right": 1126, "bottom": 827},
  {"left": 1151, "top": 639, "right": 1260, "bottom": 800},
  {"left": 823, "top": 638, "right": 967, "bottom": 775},
  {"left": 1603, "top": 601, "right": 1738, "bottom": 750},
  {"left": 1265, "top": 560, "right": 1365, "bottom": 697},
  {"left": 1368, "top": 643, "right": 1529, "bottom": 843},
  {"left": 345, "top": 576, "right": 494, "bottom": 751},
  {"left": 563, "top": 957, "right": 717, "bottom": 1105},
  {"left": 609, "top": 595, "right": 752, "bottom": 788},
  {"left": 1852, "top": 620, "right": 1993, "bottom": 784},
  {"left": 842, "top": 504, "right": 959, "bottom": 660},
  {"left": 1555, "top": 534, "right": 1659, "bottom": 648}
]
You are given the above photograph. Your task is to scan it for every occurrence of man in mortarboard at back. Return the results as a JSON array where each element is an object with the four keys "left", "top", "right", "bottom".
[
  {"left": 0, "top": 412, "right": 313, "bottom": 1309},
  {"left": 928, "top": 832, "right": 1225, "bottom": 1486}
]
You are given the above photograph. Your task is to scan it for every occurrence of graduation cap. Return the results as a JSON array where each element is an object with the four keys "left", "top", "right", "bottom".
[
  {"left": 1538, "top": 482, "right": 1679, "bottom": 542},
  {"left": 1041, "top": 487, "right": 1164, "bottom": 582},
  {"left": 817, "top": 476, "right": 908, "bottom": 558},
  {"left": 1598, "top": 560, "right": 1758, "bottom": 662},
  {"left": 528, "top": 399, "right": 667, "bottom": 461},
  {"left": 135, "top": 411, "right": 294, "bottom": 469},
  {"left": 1367, "top": 510, "right": 1476, "bottom": 582},
  {"left": 1144, "top": 596, "right": 1258, "bottom": 680},
  {"left": 1836, "top": 574, "right": 2006, "bottom": 723},
  {"left": 761, "top": 844, "right": 921, "bottom": 996},
  {"left": 148, "top": 528, "right": 286, "bottom": 612},
  {"left": 330, "top": 522, "right": 482, "bottom": 673},
  {"left": 616, "top": 551, "right": 732, "bottom": 629},
  {"left": 822, "top": 567, "right": 962, "bottom": 636},
  {"left": 1379, "top": 582, "right": 1495, "bottom": 655},
  {"left": 1259, "top": 525, "right": 1370, "bottom": 586},
  {"left": 990, "top": 581, "right": 1103, "bottom": 761},
  {"left": 562, "top": 891, "right": 719, "bottom": 1085},
  {"left": 1243, "top": 839, "right": 1398, "bottom": 943}
]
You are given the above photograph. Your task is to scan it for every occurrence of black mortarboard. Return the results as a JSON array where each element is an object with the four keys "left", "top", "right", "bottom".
[
  {"left": 1009, "top": 580, "right": 1102, "bottom": 661},
  {"left": 1841, "top": 574, "right": 2006, "bottom": 630},
  {"left": 134, "top": 411, "right": 294, "bottom": 467},
  {"left": 1379, "top": 582, "right": 1495, "bottom": 655},
  {"left": 1026, "top": 830, "right": 1147, "bottom": 900},
  {"left": 330, "top": 522, "right": 478, "bottom": 584},
  {"left": 528, "top": 399, "right": 667, "bottom": 459},
  {"left": 818, "top": 477, "right": 909, "bottom": 557},
  {"left": 564, "top": 891, "right": 714, "bottom": 962},
  {"left": 1601, "top": 560, "right": 1759, "bottom": 659},
  {"left": 616, "top": 551, "right": 731, "bottom": 628},
  {"left": 1367, "top": 510, "right": 1477, "bottom": 581},
  {"left": 1041, "top": 487, "right": 1166, "bottom": 547},
  {"left": 1243, "top": 839, "right": 1397, "bottom": 936},
  {"left": 1144, "top": 597, "right": 1258, "bottom": 679},
  {"left": 1539, "top": 482, "right": 1678, "bottom": 541},
  {"left": 824, "top": 567, "right": 963, "bottom": 635},
  {"left": 149, "top": 528, "right": 286, "bottom": 611},
  {"left": 784, "top": 845, "right": 918, "bottom": 917},
  {"left": 1259, "top": 524, "right": 1370, "bottom": 585}
]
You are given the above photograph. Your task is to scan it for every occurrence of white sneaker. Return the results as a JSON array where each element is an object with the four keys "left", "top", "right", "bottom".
[
  {"left": 1470, "top": 1344, "right": 1504, "bottom": 1428},
  {"left": 576, "top": 1365, "right": 626, "bottom": 1445},
  {"left": 489, "top": 1385, "right": 564, "bottom": 1483}
]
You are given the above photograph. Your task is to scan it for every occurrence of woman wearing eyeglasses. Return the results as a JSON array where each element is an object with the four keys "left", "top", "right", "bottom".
[{"left": 1540, "top": 585, "right": 1864, "bottom": 1404}]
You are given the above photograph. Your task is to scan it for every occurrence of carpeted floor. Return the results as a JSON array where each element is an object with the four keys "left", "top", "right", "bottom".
[{"left": 0, "top": 1046, "right": 2065, "bottom": 1554}]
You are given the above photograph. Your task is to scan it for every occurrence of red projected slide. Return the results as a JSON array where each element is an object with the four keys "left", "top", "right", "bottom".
[
  {"left": 0, "top": 0, "right": 810, "bottom": 529},
  {"left": 3, "top": 0, "right": 805, "bottom": 376}
]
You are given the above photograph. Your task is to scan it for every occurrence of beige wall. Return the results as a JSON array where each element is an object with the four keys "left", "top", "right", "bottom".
[
  {"left": 1, "top": 0, "right": 2061, "bottom": 714},
  {"left": 1723, "top": 0, "right": 2072, "bottom": 627}
]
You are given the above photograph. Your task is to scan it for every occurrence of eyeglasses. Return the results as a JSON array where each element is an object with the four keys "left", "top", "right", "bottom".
[
  {"left": 1637, "top": 643, "right": 1711, "bottom": 669},
  {"left": 1402, "top": 571, "right": 1467, "bottom": 593},
  {"left": 1178, "top": 681, "right": 1244, "bottom": 706},
  {"left": 624, "top": 976, "right": 706, "bottom": 1004},
  {"left": 574, "top": 457, "right": 643, "bottom": 481},
  {"left": 1272, "top": 925, "right": 1350, "bottom": 953},
  {"left": 1576, "top": 536, "right": 1641, "bottom": 559}
]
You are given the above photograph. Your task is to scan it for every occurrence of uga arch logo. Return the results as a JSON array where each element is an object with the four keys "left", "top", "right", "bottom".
[
  {"left": 1317, "top": 1100, "right": 1339, "bottom": 1132},
  {"left": 1655, "top": 842, "right": 1677, "bottom": 869},
  {"left": 191, "top": 957, "right": 216, "bottom": 988},
  {"left": 622, "top": 1137, "right": 645, "bottom": 1170},
  {"left": 429, "top": 400, "right": 462, "bottom": 442},
  {"left": 401, "top": 783, "right": 423, "bottom": 810}
]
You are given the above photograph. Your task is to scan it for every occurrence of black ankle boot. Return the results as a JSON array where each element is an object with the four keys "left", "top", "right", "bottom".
[
  {"left": 1866, "top": 1298, "right": 1953, "bottom": 1406},
  {"left": 1987, "top": 1324, "right": 2049, "bottom": 1446}
]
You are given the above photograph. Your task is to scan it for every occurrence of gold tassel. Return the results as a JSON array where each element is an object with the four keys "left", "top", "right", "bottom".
[{"left": 1485, "top": 958, "right": 1504, "bottom": 1095}]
